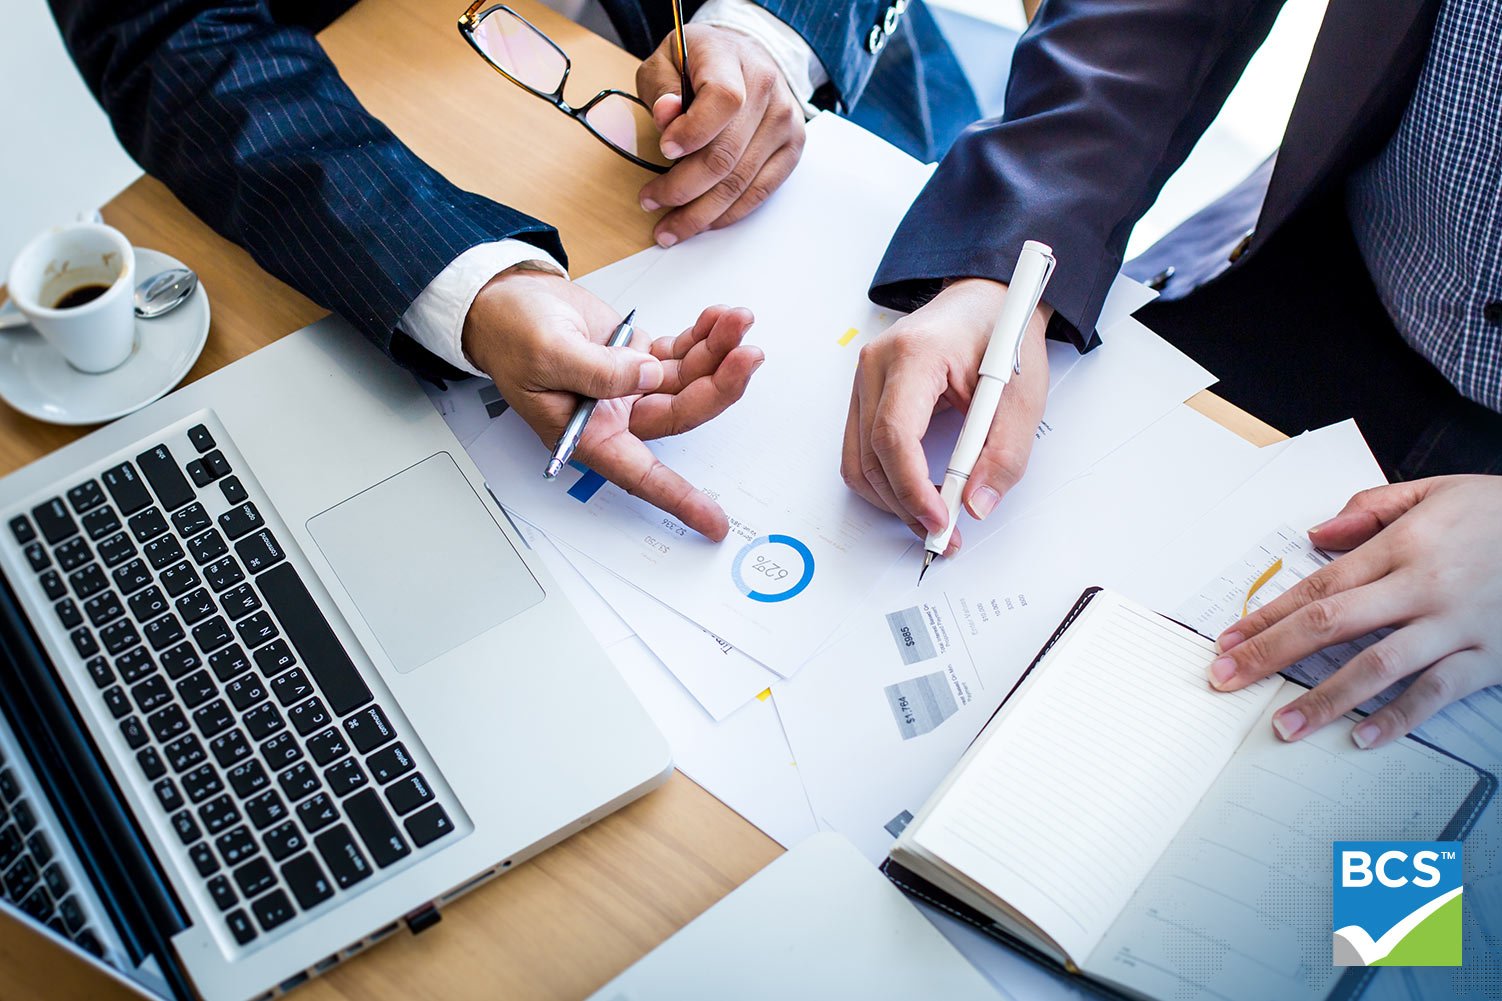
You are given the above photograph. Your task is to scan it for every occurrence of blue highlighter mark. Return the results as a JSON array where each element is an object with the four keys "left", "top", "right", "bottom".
[{"left": 567, "top": 461, "right": 606, "bottom": 503}]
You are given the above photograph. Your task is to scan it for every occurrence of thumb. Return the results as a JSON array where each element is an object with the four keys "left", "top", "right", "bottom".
[
  {"left": 963, "top": 412, "right": 1032, "bottom": 521},
  {"left": 553, "top": 338, "right": 665, "bottom": 399},
  {"left": 651, "top": 92, "right": 682, "bottom": 131},
  {"left": 636, "top": 46, "right": 684, "bottom": 113},
  {"left": 1309, "top": 480, "right": 1432, "bottom": 550}
]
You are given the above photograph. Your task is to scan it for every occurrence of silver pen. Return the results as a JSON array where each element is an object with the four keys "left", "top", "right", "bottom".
[{"left": 544, "top": 308, "right": 638, "bottom": 479}]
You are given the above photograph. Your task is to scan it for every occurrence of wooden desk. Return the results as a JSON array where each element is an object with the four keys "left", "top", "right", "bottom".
[{"left": 0, "top": 1, "right": 1281, "bottom": 997}]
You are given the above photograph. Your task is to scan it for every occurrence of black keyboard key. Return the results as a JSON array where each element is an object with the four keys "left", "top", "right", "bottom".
[
  {"left": 137, "top": 746, "right": 165, "bottom": 781},
  {"left": 183, "top": 764, "right": 224, "bottom": 804},
  {"left": 217, "top": 503, "right": 265, "bottom": 542},
  {"left": 344, "top": 789, "right": 409, "bottom": 868},
  {"left": 192, "top": 616, "right": 234, "bottom": 653},
  {"left": 226, "top": 674, "right": 267, "bottom": 711},
  {"left": 67, "top": 480, "right": 106, "bottom": 515},
  {"left": 203, "top": 556, "right": 243, "bottom": 593},
  {"left": 174, "top": 587, "right": 216, "bottom": 625},
  {"left": 236, "top": 611, "right": 278, "bottom": 649},
  {"left": 102, "top": 685, "right": 130, "bottom": 719},
  {"left": 256, "top": 565, "right": 371, "bottom": 715},
  {"left": 25, "top": 544, "right": 54, "bottom": 577},
  {"left": 189, "top": 842, "right": 219, "bottom": 877},
  {"left": 160, "top": 561, "right": 200, "bottom": 598},
  {"left": 59, "top": 895, "right": 87, "bottom": 934},
  {"left": 127, "top": 507, "right": 169, "bottom": 544},
  {"left": 204, "top": 450, "right": 232, "bottom": 480},
  {"left": 170, "top": 809, "right": 201, "bottom": 845},
  {"left": 4, "top": 856, "right": 39, "bottom": 899},
  {"left": 12, "top": 801, "right": 36, "bottom": 835},
  {"left": 137, "top": 445, "right": 194, "bottom": 511},
  {"left": 144, "top": 614, "right": 185, "bottom": 652},
  {"left": 244, "top": 703, "right": 285, "bottom": 741},
  {"left": 131, "top": 675, "right": 172, "bottom": 714},
  {"left": 259, "top": 731, "right": 301, "bottom": 771},
  {"left": 119, "top": 714, "right": 149, "bottom": 750},
  {"left": 324, "top": 758, "right": 368, "bottom": 798},
  {"left": 264, "top": 820, "right": 307, "bottom": 862},
  {"left": 100, "top": 618, "right": 139, "bottom": 657},
  {"left": 115, "top": 645, "right": 156, "bottom": 684},
  {"left": 306, "top": 728, "right": 349, "bottom": 767},
  {"left": 251, "top": 888, "right": 295, "bottom": 932},
  {"left": 188, "top": 424, "right": 216, "bottom": 453},
  {"left": 84, "top": 655, "right": 113, "bottom": 689},
  {"left": 385, "top": 773, "right": 434, "bottom": 815},
  {"left": 194, "top": 699, "right": 235, "bottom": 739},
  {"left": 148, "top": 704, "right": 189, "bottom": 743},
  {"left": 344, "top": 705, "right": 395, "bottom": 754},
  {"left": 171, "top": 503, "right": 212, "bottom": 538},
  {"left": 234, "top": 530, "right": 285, "bottom": 575},
  {"left": 165, "top": 734, "right": 207, "bottom": 773},
  {"left": 220, "top": 476, "right": 248, "bottom": 505},
  {"left": 208, "top": 645, "right": 252, "bottom": 683},
  {"left": 38, "top": 570, "right": 65, "bottom": 601},
  {"left": 71, "top": 624, "right": 99, "bottom": 657},
  {"left": 253, "top": 640, "right": 296, "bottom": 678},
  {"left": 27, "top": 832, "right": 53, "bottom": 868},
  {"left": 313, "top": 825, "right": 372, "bottom": 889},
  {"left": 199, "top": 795, "right": 239, "bottom": 835},
  {"left": 95, "top": 531, "right": 135, "bottom": 568},
  {"left": 54, "top": 598, "right": 82, "bottom": 629},
  {"left": 55, "top": 538, "right": 91, "bottom": 573},
  {"left": 83, "top": 591, "right": 124, "bottom": 627},
  {"left": 143, "top": 535, "right": 185, "bottom": 571},
  {"left": 367, "top": 743, "right": 415, "bottom": 785},
  {"left": 186, "top": 459, "right": 212, "bottom": 488},
  {"left": 20, "top": 886, "right": 52, "bottom": 921},
  {"left": 211, "top": 729, "right": 252, "bottom": 768},
  {"left": 297, "top": 793, "right": 339, "bottom": 833},
  {"left": 278, "top": 762, "right": 321, "bottom": 803},
  {"left": 281, "top": 853, "right": 334, "bottom": 910},
  {"left": 9, "top": 515, "right": 36, "bottom": 545},
  {"left": 270, "top": 668, "right": 314, "bottom": 708},
  {"left": 126, "top": 587, "right": 167, "bottom": 625},
  {"left": 41, "top": 862, "right": 67, "bottom": 898},
  {"left": 159, "top": 642, "right": 202, "bottom": 680},
  {"left": 75, "top": 929, "right": 106, "bottom": 959},
  {"left": 288, "top": 698, "right": 331, "bottom": 737},
  {"left": 234, "top": 857, "right": 275, "bottom": 899},
  {"left": 227, "top": 761, "right": 270, "bottom": 799},
  {"left": 225, "top": 908, "right": 257, "bottom": 945},
  {"left": 189, "top": 530, "right": 228, "bottom": 566},
  {"left": 207, "top": 875, "right": 236, "bottom": 912},
  {"left": 220, "top": 583, "right": 261, "bottom": 621},
  {"left": 174, "top": 669, "right": 216, "bottom": 708},
  {"left": 0, "top": 826, "right": 21, "bottom": 868},
  {"left": 82, "top": 506, "right": 121, "bottom": 541},
  {"left": 113, "top": 559, "right": 153, "bottom": 596},
  {"left": 102, "top": 462, "right": 152, "bottom": 516},
  {"left": 31, "top": 498, "right": 77, "bottom": 545},
  {"left": 246, "top": 790, "right": 289, "bottom": 830},
  {"left": 215, "top": 826, "right": 258, "bottom": 867}
]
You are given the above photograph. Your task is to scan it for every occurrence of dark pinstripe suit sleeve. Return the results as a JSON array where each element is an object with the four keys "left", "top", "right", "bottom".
[
  {"left": 870, "top": 0, "right": 1284, "bottom": 349},
  {"left": 50, "top": 0, "right": 565, "bottom": 380},
  {"left": 752, "top": 0, "right": 900, "bottom": 110}
]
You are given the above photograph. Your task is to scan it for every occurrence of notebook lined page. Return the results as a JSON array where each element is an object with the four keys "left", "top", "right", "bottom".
[{"left": 908, "top": 590, "right": 1283, "bottom": 963}]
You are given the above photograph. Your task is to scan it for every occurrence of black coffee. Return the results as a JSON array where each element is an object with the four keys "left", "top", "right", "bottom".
[{"left": 52, "top": 283, "right": 111, "bottom": 309}]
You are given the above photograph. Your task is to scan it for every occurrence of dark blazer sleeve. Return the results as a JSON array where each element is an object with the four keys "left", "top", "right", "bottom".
[
  {"left": 49, "top": 0, "right": 566, "bottom": 380},
  {"left": 753, "top": 0, "right": 907, "bottom": 113},
  {"left": 869, "top": 0, "right": 1286, "bottom": 349}
]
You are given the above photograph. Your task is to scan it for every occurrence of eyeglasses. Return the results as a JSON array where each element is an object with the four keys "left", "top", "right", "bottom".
[{"left": 458, "top": 2, "right": 685, "bottom": 173}]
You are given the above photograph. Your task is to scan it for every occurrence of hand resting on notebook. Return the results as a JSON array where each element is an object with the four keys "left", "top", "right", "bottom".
[{"left": 1206, "top": 475, "right": 1502, "bottom": 748}]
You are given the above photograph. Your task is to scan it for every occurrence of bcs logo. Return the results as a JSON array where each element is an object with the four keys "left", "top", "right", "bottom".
[{"left": 1333, "top": 841, "right": 1462, "bottom": 967}]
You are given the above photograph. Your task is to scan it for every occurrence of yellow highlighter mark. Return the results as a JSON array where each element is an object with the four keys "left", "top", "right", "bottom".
[
  {"left": 1241, "top": 558, "right": 1284, "bottom": 618},
  {"left": 756, "top": 688, "right": 772, "bottom": 702},
  {"left": 837, "top": 327, "right": 859, "bottom": 346}
]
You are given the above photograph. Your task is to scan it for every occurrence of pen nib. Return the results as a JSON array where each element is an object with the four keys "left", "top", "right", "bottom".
[{"left": 918, "top": 551, "right": 936, "bottom": 584}]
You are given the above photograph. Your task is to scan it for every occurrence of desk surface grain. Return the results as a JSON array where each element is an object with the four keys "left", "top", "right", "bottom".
[{"left": 0, "top": 1, "right": 1280, "bottom": 997}]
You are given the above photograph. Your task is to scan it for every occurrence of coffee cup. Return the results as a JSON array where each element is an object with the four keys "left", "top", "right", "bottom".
[{"left": 6, "top": 222, "right": 136, "bottom": 373}]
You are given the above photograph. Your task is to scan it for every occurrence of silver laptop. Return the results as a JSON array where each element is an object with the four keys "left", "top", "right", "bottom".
[{"left": 0, "top": 316, "right": 671, "bottom": 999}]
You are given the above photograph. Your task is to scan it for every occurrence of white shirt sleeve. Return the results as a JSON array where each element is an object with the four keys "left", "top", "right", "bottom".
[
  {"left": 692, "top": 0, "right": 832, "bottom": 118},
  {"left": 397, "top": 239, "right": 567, "bottom": 378}
]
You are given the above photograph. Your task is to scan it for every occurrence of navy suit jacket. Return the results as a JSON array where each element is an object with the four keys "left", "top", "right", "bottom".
[
  {"left": 50, "top": 0, "right": 974, "bottom": 381},
  {"left": 870, "top": 0, "right": 1442, "bottom": 350}
]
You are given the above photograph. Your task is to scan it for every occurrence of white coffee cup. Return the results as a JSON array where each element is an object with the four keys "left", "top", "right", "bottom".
[{"left": 7, "top": 222, "right": 136, "bottom": 373}]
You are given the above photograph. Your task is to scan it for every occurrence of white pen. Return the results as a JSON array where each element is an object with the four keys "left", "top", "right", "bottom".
[{"left": 920, "top": 241, "right": 1055, "bottom": 582}]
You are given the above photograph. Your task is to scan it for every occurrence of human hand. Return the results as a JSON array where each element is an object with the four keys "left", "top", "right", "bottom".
[
  {"left": 840, "top": 279, "right": 1052, "bottom": 552},
  {"left": 462, "top": 266, "right": 763, "bottom": 540},
  {"left": 635, "top": 24, "right": 805, "bottom": 246},
  {"left": 1208, "top": 475, "right": 1502, "bottom": 747}
]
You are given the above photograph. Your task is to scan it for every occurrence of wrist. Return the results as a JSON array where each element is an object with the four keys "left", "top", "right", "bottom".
[{"left": 461, "top": 264, "right": 570, "bottom": 374}]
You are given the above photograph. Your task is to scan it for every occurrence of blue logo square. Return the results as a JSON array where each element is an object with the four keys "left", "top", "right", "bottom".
[{"left": 1332, "top": 841, "right": 1462, "bottom": 967}]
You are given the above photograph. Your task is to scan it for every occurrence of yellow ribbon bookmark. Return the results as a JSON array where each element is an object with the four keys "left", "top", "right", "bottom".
[{"left": 1241, "top": 558, "right": 1284, "bottom": 618}]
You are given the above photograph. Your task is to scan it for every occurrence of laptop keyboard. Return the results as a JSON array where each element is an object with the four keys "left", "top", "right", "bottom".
[{"left": 8, "top": 421, "right": 457, "bottom": 948}]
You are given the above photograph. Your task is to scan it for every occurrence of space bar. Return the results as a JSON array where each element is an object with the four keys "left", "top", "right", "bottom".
[{"left": 256, "top": 563, "right": 373, "bottom": 716}]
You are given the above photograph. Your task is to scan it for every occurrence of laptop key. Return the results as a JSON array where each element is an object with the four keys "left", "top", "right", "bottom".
[
  {"left": 251, "top": 889, "right": 295, "bottom": 933},
  {"left": 343, "top": 705, "right": 395, "bottom": 754},
  {"left": 148, "top": 704, "right": 189, "bottom": 743},
  {"left": 215, "top": 826, "right": 258, "bottom": 867},
  {"left": 186, "top": 459, "right": 212, "bottom": 488},
  {"left": 5, "top": 856, "right": 40, "bottom": 898},
  {"left": 246, "top": 790, "right": 289, "bottom": 831},
  {"left": 211, "top": 730, "right": 252, "bottom": 768},
  {"left": 189, "top": 530, "right": 228, "bottom": 566},
  {"left": 203, "top": 556, "right": 244, "bottom": 593},
  {"left": 220, "top": 476, "right": 248, "bottom": 505},
  {"left": 344, "top": 790, "right": 409, "bottom": 868},
  {"left": 175, "top": 669, "right": 217, "bottom": 709},
  {"left": 171, "top": 503, "right": 212, "bottom": 538},
  {"left": 114, "top": 560, "right": 153, "bottom": 597},
  {"left": 31, "top": 498, "right": 77, "bottom": 545},
  {"left": 384, "top": 774, "right": 437, "bottom": 820},
  {"left": 281, "top": 853, "right": 334, "bottom": 910},
  {"left": 96, "top": 532, "right": 136, "bottom": 568},
  {"left": 170, "top": 809, "right": 201, "bottom": 846},
  {"left": 366, "top": 742, "right": 414, "bottom": 785},
  {"left": 38, "top": 570, "right": 65, "bottom": 601},
  {"left": 234, "top": 529, "right": 285, "bottom": 575},
  {"left": 165, "top": 734, "right": 207, "bottom": 773},
  {"left": 207, "top": 875, "right": 236, "bottom": 912},
  {"left": 84, "top": 508, "right": 122, "bottom": 541},
  {"left": 85, "top": 656, "right": 114, "bottom": 689},
  {"left": 12, "top": 801, "right": 36, "bottom": 835},
  {"left": 204, "top": 450, "right": 232, "bottom": 480},
  {"left": 137, "top": 746, "right": 166, "bottom": 781},
  {"left": 100, "top": 619, "right": 139, "bottom": 656},
  {"left": 220, "top": 583, "right": 261, "bottom": 621},
  {"left": 208, "top": 645, "right": 252, "bottom": 682},
  {"left": 160, "top": 642, "right": 203, "bottom": 680},
  {"left": 194, "top": 699, "right": 235, "bottom": 739},
  {"left": 22, "top": 542, "right": 50, "bottom": 572},
  {"left": 59, "top": 895, "right": 86, "bottom": 933},
  {"left": 306, "top": 728, "right": 350, "bottom": 767},
  {"left": 183, "top": 764, "right": 225, "bottom": 804},
  {"left": 144, "top": 613, "right": 185, "bottom": 651},
  {"left": 154, "top": 778, "right": 184, "bottom": 812},
  {"left": 143, "top": 536, "right": 185, "bottom": 571},
  {"left": 263, "top": 820, "right": 307, "bottom": 862},
  {"left": 54, "top": 598, "right": 82, "bottom": 629},
  {"left": 67, "top": 480, "right": 106, "bottom": 515},
  {"left": 9, "top": 515, "right": 36, "bottom": 545},
  {"left": 256, "top": 564, "right": 371, "bottom": 715},
  {"left": 20, "top": 886, "right": 52, "bottom": 921},
  {"left": 227, "top": 761, "right": 270, "bottom": 799},
  {"left": 225, "top": 908, "right": 257, "bottom": 945},
  {"left": 278, "top": 762, "right": 321, "bottom": 803},
  {"left": 289, "top": 698, "right": 331, "bottom": 737},
  {"left": 71, "top": 627, "right": 100, "bottom": 659},
  {"left": 324, "top": 759, "right": 368, "bottom": 798},
  {"left": 127, "top": 507, "right": 169, "bottom": 544},
  {"left": 74, "top": 929, "right": 105, "bottom": 958},
  {"left": 83, "top": 592, "right": 124, "bottom": 627},
  {"left": 235, "top": 611, "right": 278, "bottom": 649},
  {"left": 244, "top": 703, "right": 285, "bottom": 742},
  {"left": 233, "top": 858, "right": 275, "bottom": 899},
  {"left": 55, "top": 538, "right": 91, "bottom": 573},
  {"left": 119, "top": 716, "right": 148, "bottom": 750},
  {"left": 314, "top": 825, "right": 372, "bottom": 889},
  {"left": 27, "top": 832, "right": 53, "bottom": 867},
  {"left": 226, "top": 675, "right": 267, "bottom": 711},
  {"left": 259, "top": 732, "right": 301, "bottom": 771},
  {"left": 160, "top": 561, "right": 200, "bottom": 598},
  {"left": 115, "top": 645, "right": 156, "bottom": 684},
  {"left": 218, "top": 503, "right": 264, "bottom": 541},
  {"left": 101, "top": 463, "right": 152, "bottom": 516},
  {"left": 192, "top": 615, "right": 235, "bottom": 653},
  {"left": 252, "top": 640, "right": 296, "bottom": 678},
  {"left": 136, "top": 445, "right": 194, "bottom": 511},
  {"left": 174, "top": 587, "right": 216, "bottom": 625},
  {"left": 189, "top": 842, "right": 219, "bottom": 877},
  {"left": 41, "top": 863, "right": 67, "bottom": 898},
  {"left": 0, "top": 826, "right": 21, "bottom": 868},
  {"left": 199, "top": 795, "right": 240, "bottom": 835},
  {"left": 270, "top": 668, "right": 314, "bottom": 707},
  {"left": 297, "top": 793, "right": 339, "bottom": 834},
  {"left": 102, "top": 685, "right": 130, "bottom": 719}
]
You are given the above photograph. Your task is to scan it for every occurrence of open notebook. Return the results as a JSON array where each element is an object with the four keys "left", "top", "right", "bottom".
[{"left": 884, "top": 588, "right": 1494, "bottom": 1001}]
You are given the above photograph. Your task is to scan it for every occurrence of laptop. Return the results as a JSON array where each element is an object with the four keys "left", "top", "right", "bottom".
[{"left": 0, "top": 316, "right": 672, "bottom": 999}]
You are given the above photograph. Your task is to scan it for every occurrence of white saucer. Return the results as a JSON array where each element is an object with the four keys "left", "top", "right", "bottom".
[{"left": 0, "top": 247, "right": 210, "bottom": 426}]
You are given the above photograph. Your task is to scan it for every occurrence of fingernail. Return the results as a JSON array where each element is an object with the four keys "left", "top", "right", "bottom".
[
  {"left": 641, "top": 197, "right": 659, "bottom": 211},
  {"left": 1216, "top": 630, "right": 1243, "bottom": 653},
  {"left": 920, "top": 515, "right": 946, "bottom": 536},
  {"left": 1309, "top": 517, "right": 1336, "bottom": 536},
  {"left": 637, "top": 358, "right": 664, "bottom": 391},
  {"left": 1272, "top": 708, "right": 1306, "bottom": 741},
  {"left": 1208, "top": 656, "right": 1237, "bottom": 689},
  {"left": 657, "top": 231, "right": 678, "bottom": 248},
  {"left": 661, "top": 141, "right": 682, "bottom": 159},
  {"left": 1352, "top": 722, "right": 1380, "bottom": 749},
  {"left": 967, "top": 486, "right": 1000, "bottom": 520}
]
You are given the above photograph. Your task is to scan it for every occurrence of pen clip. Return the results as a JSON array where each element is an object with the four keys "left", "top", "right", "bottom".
[{"left": 1013, "top": 252, "right": 1056, "bottom": 374}]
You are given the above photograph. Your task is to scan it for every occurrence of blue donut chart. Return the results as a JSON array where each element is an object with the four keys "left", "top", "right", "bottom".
[{"left": 731, "top": 534, "right": 815, "bottom": 603}]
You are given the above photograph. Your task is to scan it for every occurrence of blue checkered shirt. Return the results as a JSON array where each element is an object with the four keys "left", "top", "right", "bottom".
[{"left": 1346, "top": 0, "right": 1502, "bottom": 414}]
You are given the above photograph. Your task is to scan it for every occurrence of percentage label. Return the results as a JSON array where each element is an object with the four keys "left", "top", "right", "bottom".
[{"left": 731, "top": 535, "right": 814, "bottom": 603}]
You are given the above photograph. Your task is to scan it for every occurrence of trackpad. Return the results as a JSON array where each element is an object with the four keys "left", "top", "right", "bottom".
[{"left": 307, "top": 454, "right": 543, "bottom": 673}]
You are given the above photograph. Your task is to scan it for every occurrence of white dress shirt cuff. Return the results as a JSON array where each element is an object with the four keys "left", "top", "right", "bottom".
[
  {"left": 398, "top": 239, "right": 567, "bottom": 378},
  {"left": 692, "top": 0, "right": 831, "bottom": 118}
]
